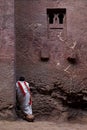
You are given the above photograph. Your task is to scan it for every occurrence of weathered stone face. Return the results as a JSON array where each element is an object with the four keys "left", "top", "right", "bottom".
[
  {"left": 0, "top": 0, "right": 15, "bottom": 119},
  {"left": 14, "top": 0, "right": 87, "bottom": 121}
]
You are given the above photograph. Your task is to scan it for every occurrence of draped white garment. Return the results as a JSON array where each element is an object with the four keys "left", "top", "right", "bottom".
[{"left": 16, "top": 81, "right": 32, "bottom": 115}]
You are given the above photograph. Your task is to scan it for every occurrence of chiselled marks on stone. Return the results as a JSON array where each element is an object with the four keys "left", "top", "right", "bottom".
[
  {"left": 70, "top": 41, "right": 77, "bottom": 49},
  {"left": 47, "top": 0, "right": 62, "bottom": 3},
  {"left": 28, "top": 23, "right": 42, "bottom": 29},
  {"left": 56, "top": 0, "right": 63, "bottom": 5},
  {"left": 0, "top": 99, "right": 3, "bottom": 104},
  {"left": 28, "top": 23, "right": 42, "bottom": 40},
  {"left": 64, "top": 65, "right": 71, "bottom": 73},
  {"left": 25, "top": 0, "right": 40, "bottom": 1},
  {"left": 57, "top": 32, "right": 64, "bottom": 41},
  {"left": 56, "top": 62, "right": 60, "bottom": 66}
]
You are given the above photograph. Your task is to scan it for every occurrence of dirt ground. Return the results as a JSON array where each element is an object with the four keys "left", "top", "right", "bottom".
[{"left": 0, "top": 120, "right": 87, "bottom": 130}]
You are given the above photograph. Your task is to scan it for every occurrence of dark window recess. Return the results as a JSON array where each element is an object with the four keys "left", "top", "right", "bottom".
[
  {"left": 58, "top": 13, "right": 64, "bottom": 24},
  {"left": 49, "top": 13, "right": 54, "bottom": 24},
  {"left": 47, "top": 8, "right": 66, "bottom": 24}
]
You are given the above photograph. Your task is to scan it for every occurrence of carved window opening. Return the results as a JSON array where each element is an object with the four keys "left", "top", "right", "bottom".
[
  {"left": 47, "top": 8, "right": 66, "bottom": 27},
  {"left": 47, "top": 8, "right": 66, "bottom": 40}
]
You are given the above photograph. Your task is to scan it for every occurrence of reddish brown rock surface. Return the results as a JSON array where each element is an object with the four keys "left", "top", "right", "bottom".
[
  {"left": 0, "top": 0, "right": 15, "bottom": 119},
  {"left": 1, "top": 0, "right": 87, "bottom": 121},
  {"left": 15, "top": 0, "right": 87, "bottom": 121}
]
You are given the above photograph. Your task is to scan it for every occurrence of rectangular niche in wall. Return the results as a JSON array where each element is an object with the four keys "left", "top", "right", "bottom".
[{"left": 47, "top": 8, "right": 66, "bottom": 40}]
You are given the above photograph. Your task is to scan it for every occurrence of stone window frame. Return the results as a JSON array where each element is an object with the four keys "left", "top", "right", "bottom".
[{"left": 47, "top": 8, "right": 66, "bottom": 29}]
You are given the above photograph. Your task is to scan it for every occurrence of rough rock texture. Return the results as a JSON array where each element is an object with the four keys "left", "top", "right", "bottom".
[
  {"left": 15, "top": 0, "right": 87, "bottom": 121},
  {"left": 0, "top": 0, "right": 16, "bottom": 119}
]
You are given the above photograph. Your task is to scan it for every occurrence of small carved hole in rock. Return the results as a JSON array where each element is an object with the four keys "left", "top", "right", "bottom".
[
  {"left": 40, "top": 49, "right": 49, "bottom": 62},
  {"left": 41, "top": 57, "right": 49, "bottom": 62},
  {"left": 67, "top": 57, "right": 77, "bottom": 64}
]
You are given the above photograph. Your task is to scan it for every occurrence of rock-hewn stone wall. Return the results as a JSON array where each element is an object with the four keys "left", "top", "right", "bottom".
[
  {"left": 0, "top": 0, "right": 15, "bottom": 119},
  {"left": 15, "top": 0, "right": 87, "bottom": 121}
]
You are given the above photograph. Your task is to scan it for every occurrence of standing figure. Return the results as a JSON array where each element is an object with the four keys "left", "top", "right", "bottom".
[{"left": 16, "top": 76, "right": 34, "bottom": 121}]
